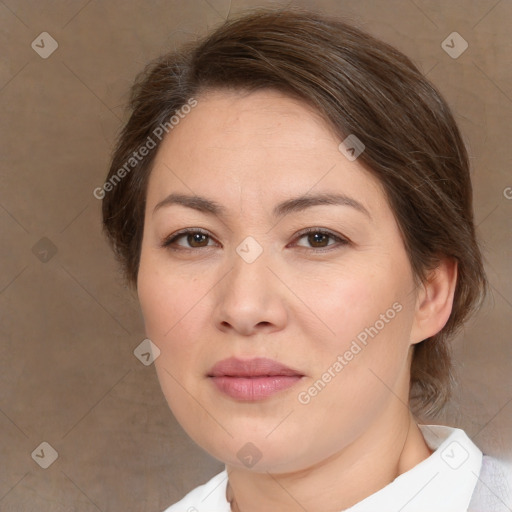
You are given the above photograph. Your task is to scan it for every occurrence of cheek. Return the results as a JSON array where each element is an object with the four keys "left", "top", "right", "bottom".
[
  {"left": 137, "top": 264, "right": 209, "bottom": 423},
  {"left": 137, "top": 259, "right": 211, "bottom": 381},
  {"left": 302, "top": 264, "right": 406, "bottom": 345},
  {"left": 138, "top": 251, "right": 198, "bottom": 338},
  {"left": 137, "top": 271, "right": 172, "bottom": 341},
  {"left": 296, "top": 263, "right": 414, "bottom": 397},
  {"left": 294, "top": 300, "right": 412, "bottom": 438}
]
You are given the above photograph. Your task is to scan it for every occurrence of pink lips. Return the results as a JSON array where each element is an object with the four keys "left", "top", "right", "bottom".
[{"left": 208, "top": 357, "right": 304, "bottom": 401}]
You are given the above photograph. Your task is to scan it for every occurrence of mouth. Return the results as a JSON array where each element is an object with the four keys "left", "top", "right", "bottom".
[{"left": 207, "top": 357, "right": 304, "bottom": 401}]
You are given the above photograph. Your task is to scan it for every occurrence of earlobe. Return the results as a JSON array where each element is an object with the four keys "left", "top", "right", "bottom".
[{"left": 410, "top": 258, "right": 458, "bottom": 345}]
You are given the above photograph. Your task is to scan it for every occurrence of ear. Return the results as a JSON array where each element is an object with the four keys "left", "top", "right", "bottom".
[{"left": 409, "top": 258, "right": 458, "bottom": 345}]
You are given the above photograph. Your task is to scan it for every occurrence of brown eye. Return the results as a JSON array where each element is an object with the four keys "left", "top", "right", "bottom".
[
  {"left": 161, "top": 229, "right": 216, "bottom": 250},
  {"left": 306, "top": 232, "right": 330, "bottom": 247},
  {"left": 185, "top": 232, "right": 210, "bottom": 247},
  {"left": 294, "top": 229, "right": 348, "bottom": 250}
]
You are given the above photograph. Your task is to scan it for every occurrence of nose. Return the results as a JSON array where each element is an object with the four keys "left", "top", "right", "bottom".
[{"left": 212, "top": 245, "right": 288, "bottom": 337}]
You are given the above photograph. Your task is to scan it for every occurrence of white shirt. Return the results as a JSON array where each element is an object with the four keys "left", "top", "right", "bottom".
[{"left": 163, "top": 425, "right": 511, "bottom": 512}]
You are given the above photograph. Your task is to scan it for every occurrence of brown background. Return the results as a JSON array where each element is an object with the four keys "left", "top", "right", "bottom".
[{"left": 1, "top": 0, "right": 511, "bottom": 510}]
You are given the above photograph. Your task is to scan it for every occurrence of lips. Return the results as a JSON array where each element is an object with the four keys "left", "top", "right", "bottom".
[
  {"left": 208, "top": 357, "right": 304, "bottom": 401},
  {"left": 208, "top": 357, "right": 303, "bottom": 378}
]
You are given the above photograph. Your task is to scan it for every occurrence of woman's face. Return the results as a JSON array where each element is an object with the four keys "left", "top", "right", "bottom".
[{"left": 137, "top": 89, "right": 421, "bottom": 473}]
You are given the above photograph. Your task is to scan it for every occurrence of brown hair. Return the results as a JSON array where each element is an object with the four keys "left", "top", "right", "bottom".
[{"left": 102, "top": 7, "right": 487, "bottom": 417}]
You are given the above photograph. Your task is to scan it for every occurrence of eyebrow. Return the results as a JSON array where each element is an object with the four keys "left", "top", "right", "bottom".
[{"left": 152, "top": 192, "right": 371, "bottom": 219}]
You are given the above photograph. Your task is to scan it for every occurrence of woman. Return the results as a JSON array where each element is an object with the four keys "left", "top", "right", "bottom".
[{"left": 101, "top": 7, "right": 510, "bottom": 511}]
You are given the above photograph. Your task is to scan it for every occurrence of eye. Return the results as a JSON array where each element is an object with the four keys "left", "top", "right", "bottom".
[
  {"left": 292, "top": 228, "right": 349, "bottom": 251},
  {"left": 161, "top": 227, "right": 349, "bottom": 252},
  {"left": 161, "top": 229, "right": 217, "bottom": 250}
]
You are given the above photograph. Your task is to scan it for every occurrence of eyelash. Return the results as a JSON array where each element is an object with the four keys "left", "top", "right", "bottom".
[{"left": 160, "top": 227, "right": 349, "bottom": 253}]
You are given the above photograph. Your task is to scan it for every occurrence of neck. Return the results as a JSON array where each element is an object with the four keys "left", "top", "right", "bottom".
[{"left": 225, "top": 411, "right": 433, "bottom": 512}]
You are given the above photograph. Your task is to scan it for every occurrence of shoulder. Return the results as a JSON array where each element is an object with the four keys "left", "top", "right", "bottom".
[
  {"left": 162, "top": 469, "right": 230, "bottom": 512},
  {"left": 469, "top": 454, "right": 512, "bottom": 512}
]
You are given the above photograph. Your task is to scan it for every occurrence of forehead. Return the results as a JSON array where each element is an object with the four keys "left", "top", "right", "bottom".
[
  {"left": 171, "top": 89, "right": 338, "bottom": 149},
  {"left": 147, "top": 89, "right": 388, "bottom": 218}
]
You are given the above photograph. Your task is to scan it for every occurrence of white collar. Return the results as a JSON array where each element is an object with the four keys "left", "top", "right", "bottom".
[
  {"left": 343, "top": 424, "right": 483, "bottom": 512},
  {"left": 200, "top": 425, "right": 483, "bottom": 512}
]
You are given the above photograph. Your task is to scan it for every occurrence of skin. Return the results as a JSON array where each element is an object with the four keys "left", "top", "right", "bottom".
[{"left": 137, "top": 89, "right": 458, "bottom": 511}]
